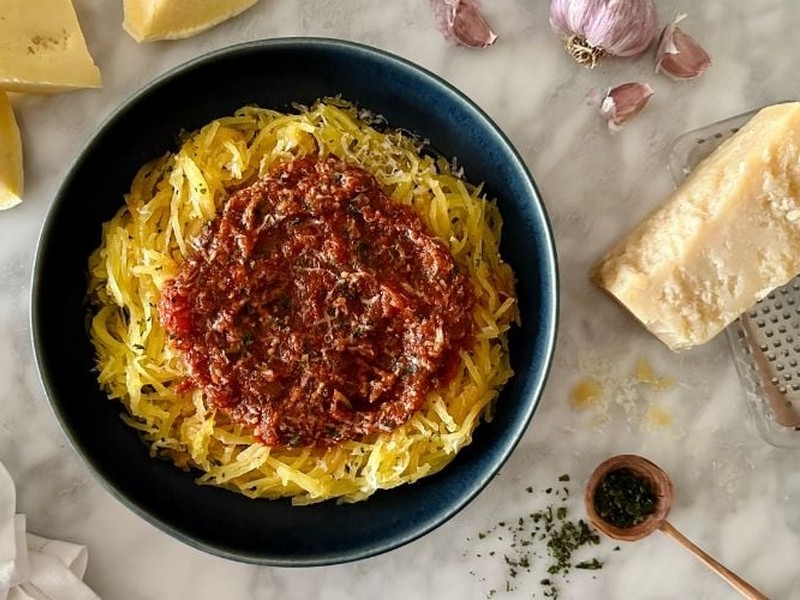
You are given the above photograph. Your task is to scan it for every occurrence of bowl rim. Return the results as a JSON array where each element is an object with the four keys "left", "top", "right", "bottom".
[{"left": 30, "top": 36, "right": 560, "bottom": 566}]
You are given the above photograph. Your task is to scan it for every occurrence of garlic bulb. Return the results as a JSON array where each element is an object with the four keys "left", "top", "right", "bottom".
[
  {"left": 655, "top": 15, "right": 710, "bottom": 80},
  {"left": 549, "top": 0, "right": 658, "bottom": 68},
  {"left": 431, "top": 0, "right": 497, "bottom": 49},
  {"left": 600, "top": 82, "right": 654, "bottom": 130}
]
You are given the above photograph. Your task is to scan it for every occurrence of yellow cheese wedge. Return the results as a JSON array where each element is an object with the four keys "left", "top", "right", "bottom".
[
  {"left": 123, "top": 0, "right": 261, "bottom": 43},
  {"left": 592, "top": 102, "right": 800, "bottom": 351},
  {"left": 0, "top": 0, "right": 101, "bottom": 94},
  {"left": 0, "top": 92, "right": 23, "bottom": 210}
]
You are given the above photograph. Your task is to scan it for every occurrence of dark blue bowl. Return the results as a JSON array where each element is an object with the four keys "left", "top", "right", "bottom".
[{"left": 31, "top": 38, "right": 558, "bottom": 566}]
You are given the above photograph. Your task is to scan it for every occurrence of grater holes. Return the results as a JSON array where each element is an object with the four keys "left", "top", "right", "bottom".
[{"left": 691, "top": 116, "right": 800, "bottom": 434}]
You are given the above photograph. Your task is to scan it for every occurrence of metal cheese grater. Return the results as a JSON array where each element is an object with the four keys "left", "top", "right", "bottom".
[{"left": 668, "top": 105, "right": 800, "bottom": 448}]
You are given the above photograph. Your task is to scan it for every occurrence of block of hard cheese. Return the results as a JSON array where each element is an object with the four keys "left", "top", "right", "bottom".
[
  {"left": 123, "top": 0, "right": 261, "bottom": 43},
  {"left": 0, "top": 92, "right": 23, "bottom": 210},
  {"left": 0, "top": 0, "right": 101, "bottom": 93},
  {"left": 592, "top": 102, "right": 800, "bottom": 351}
]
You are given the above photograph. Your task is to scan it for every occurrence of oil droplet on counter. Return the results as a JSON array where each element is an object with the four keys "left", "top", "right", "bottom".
[
  {"left": 646, "top": 404, "right": 673, "bottom": 428},
  {"left": 634, "top": 358, "right": 676, "bottom": 391},
  {"left": 570, "top": 377, "right": 603, "bottom": 411}
]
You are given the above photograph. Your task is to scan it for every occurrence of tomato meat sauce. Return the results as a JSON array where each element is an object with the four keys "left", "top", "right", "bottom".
[{"left": 159, "top": 156, "right": 475, "bottom": 447}]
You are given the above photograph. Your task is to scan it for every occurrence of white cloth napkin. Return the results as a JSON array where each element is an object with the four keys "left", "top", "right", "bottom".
[{"left": 0, "top": 459, "right": 100, "bottom": 600}]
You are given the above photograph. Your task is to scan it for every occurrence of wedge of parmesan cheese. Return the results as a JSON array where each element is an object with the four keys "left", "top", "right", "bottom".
[
  {"left": 0, "top": 92, "right": 23, "bottom": 210},
  {"left": 0, "top": 0, "right": 101, "bottom": 94},
  {"left": 123, "top": 0, "right": 261, "bottom": 43},
  {"left": 592, "top": 102, "right": 800, "bottom": 351}
]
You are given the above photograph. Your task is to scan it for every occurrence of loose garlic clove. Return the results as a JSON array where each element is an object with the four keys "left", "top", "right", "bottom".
[
  {"left": 655, "top": 15, "right": 710, "bottom": 80},
  {"left": 431, "top": 0, "right": 497, "bottom": 48},
  {"left": 600, "top": 82, "right": 654, "bottom": 131}
]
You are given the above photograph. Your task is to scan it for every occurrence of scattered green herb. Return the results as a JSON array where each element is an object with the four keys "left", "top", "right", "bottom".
[
  {"left": 592, "top": 467, "right": 656, "bottom": 529},
  {"left": 466, "top": 476, "right": 612, "bottom": 599},
  {"left": 575, "top": 558, "right": 603, "bottom": 570}
]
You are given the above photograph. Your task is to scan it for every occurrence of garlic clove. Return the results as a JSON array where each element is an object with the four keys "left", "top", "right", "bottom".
[
  {"left": 452, "top": 1, "right": 497, "bottom": 48},
  {"left": 655, "top": 15, "right": 710, "bottom": 80},
  {"left": 600, "top": 82, "right": 654, "bottom": 131},
  {"left": 431, "top": 0, "right": 497, "bottom": 48}
]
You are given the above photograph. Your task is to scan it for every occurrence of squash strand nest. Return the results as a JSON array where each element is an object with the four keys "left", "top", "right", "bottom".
[{"left": 87, "top": 99, "right": 518, "bottom": 505}]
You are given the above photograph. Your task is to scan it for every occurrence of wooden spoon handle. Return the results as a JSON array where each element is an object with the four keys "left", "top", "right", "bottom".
[{"left": 659, "top": 520, "right": 769, "bottom": 600}]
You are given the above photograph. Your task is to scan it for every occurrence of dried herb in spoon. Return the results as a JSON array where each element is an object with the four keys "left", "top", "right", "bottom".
[{"left": 592, "top": 467, "right": 656, "bottom": 528}]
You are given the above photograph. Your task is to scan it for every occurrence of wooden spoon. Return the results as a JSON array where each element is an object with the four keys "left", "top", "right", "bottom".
[{"left": 584, "top": 454, "right": 769, "bottom": 600}]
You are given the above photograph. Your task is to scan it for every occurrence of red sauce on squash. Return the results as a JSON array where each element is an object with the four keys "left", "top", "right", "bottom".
[{"left": 159, "top": 156, "right": 475, "bottom": 447}]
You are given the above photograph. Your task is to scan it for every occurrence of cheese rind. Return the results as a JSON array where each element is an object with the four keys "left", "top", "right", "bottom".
[
  {"left": 0, "top": 92, "right": 23, "bottom": 210},
  {"left": 123, "top": 0, "right": 261, "bottom": 43},
  {"left": 592, "top": 102, "right": 800, "bottom": 351},
  {"left": 0, "top": 0, "right": 101, "bottom": 94}
]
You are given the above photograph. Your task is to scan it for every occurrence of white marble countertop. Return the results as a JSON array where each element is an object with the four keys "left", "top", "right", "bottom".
[{"left": 3, "top": 1, "right": 800, "bottom": 598}]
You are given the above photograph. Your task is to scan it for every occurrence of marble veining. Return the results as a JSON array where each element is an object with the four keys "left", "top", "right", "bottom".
[{"left": 2, "top": 0, "right": 800, "bottom": 598}]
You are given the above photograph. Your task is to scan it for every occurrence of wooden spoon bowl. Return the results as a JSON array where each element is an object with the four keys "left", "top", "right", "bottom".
[{"left": 584, "top": 453, "right": 673, "bottom": 541}]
